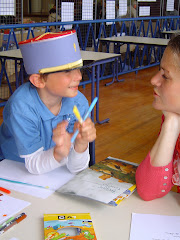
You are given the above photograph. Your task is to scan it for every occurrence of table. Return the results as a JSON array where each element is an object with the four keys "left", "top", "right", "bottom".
[
  {"left": 100, "top": 36, "right": 169, "bottom": 46},
  {"left": 0, "top": 49, "right": 24, "bottom": 102},
  {"left": 161, "top": 29, "right": 180, "bottom": 39},
  {"left": 100, "top": 36, "right": 169, "bottom": 69},
  {"left": 161, "top": 29, "right": 180, "bottom": 35},
  {"left": 1, "top": 190, "right": 180, "bottom": 240}
]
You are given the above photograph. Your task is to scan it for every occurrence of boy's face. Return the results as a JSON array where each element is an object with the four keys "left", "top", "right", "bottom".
[{"left": 44, "top": 69, "right": 82, "bottom": 98}]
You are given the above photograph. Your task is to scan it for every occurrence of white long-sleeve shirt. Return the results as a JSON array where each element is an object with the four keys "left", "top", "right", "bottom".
[{"left": 22, "top": 144, "right": 89, "bottom": 175}]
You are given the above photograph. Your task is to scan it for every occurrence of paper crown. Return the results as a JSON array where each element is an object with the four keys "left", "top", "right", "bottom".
[{"left": 19, "top": 30, "right": 83, "bottom": 74}]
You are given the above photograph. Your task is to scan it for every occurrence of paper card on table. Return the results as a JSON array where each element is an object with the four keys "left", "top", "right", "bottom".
[
  {"left": 0, "top": 193, "right": 30, "bottom": 225},
  {"left": 0, "top": 159, "right": 75, "bottom": 199},
  {"left": 44, "top": 213, "right": 97, "bottom": 240},
  {"left": 129, "top": 213, "right": 180, "bottom": 240}
]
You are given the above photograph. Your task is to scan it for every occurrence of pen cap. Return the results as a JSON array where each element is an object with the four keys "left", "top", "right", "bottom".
[{"left": 16, "top": 214, "right": 27, "bottom": 223}]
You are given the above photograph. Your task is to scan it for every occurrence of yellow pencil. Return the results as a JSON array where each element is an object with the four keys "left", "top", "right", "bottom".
[{"left": 73, "top": 105, "right": 83, "bottom": 124}]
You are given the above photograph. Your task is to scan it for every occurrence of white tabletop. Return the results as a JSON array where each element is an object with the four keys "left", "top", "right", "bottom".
[
  {"left": 1, "top": 190, "right": 180, "bottom": 240},
  {"left": 100, "top": 36, "right": 169, "bottom": 46},
  {"left": 0, "top": 49, "right": 120, "bottom": 61},
  {"left": 161, "top": 29, "right": 180, "bottom": 34}
]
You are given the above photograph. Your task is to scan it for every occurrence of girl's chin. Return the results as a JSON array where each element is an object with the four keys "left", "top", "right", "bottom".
[{"left": 152, "top": 102, "right": 163, "bottom": 111}]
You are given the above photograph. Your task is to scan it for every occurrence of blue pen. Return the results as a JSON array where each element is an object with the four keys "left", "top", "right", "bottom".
[
  {"left": 0, "top": 177, "right": 49, "bottom": 189},
  {"left": 71, "top": 97, "right": 98, "bottom": 143}
]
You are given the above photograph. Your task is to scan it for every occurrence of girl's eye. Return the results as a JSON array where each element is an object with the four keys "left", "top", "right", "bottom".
[{"left": 162, "top": 74, "right": 168, "bottom": 80}]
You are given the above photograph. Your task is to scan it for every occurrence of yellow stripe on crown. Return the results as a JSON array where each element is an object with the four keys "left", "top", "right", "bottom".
[
  {"left": 35, "top": 33, "right": 52, "bottom": 41},
  {"left": 39, "top": 59, "right": 83, "bottom": 74}
]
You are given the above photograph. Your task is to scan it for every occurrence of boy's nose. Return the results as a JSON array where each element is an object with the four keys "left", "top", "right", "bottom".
[{"left": 73, "top": 69, "right": 82, "bottom": 81}]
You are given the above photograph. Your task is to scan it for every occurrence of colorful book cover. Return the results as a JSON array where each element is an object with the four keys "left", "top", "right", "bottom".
[
  {"left": 44, "top": 213, "right": 97, "bottom": 240},
  {"left": 56, "top": 157, "right": 138, "bottom": 206}
]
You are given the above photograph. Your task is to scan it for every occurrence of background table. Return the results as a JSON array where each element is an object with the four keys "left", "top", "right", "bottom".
[
  {"left": 100, "top": 36, "right": 169, "bottom": 46},
  {"left": 1, "top": 190, "right": 180, "bottom": 240},
  {"left": 100, "top": 36, "right": 169, "bottom": 69},
  {"left": 161, "top": 29, "right": 180, "bottom": 39}
]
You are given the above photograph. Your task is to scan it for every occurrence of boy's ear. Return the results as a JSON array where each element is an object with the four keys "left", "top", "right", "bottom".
[{"left": 29, "top": 74, "right": 45, "bottom": 88}]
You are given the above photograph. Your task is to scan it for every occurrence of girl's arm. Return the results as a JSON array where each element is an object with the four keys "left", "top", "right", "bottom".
[{"left": 136, "top": 113, "right": 180, "bottom": 200}]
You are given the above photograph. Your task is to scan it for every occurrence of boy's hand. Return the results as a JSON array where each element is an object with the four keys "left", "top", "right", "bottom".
[
  {"left": 53, "top": 121, "right": 71, "bottom": 162},
  {"left": 74, "top": 118, "right": 96, "bottom": 153}
]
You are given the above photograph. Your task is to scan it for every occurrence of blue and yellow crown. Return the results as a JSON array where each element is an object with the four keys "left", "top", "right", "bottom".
[{"left": 19, "top": 30, "right": 83, "bottom": 75}]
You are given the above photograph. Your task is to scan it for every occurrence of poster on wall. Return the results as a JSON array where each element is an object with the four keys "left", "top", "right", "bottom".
[
  {"left": 118, "top": 0, "right": 127, "bottom": 17},
  {"left": 138, "top": 0, "right": 156, "bottom": 2},
  {"left": 61, "top": 2, "right": 74, "bottom": 29},
  {"left": 0, "top": 0, "right": 16, "bottom": 16},
  {"left": 166, "top": 0, "right": 174, "bottom": 11},
  {"left": 106, "top": 0, "right": 115, "bottom": 25},
  {"left": 82, "top": 0, "right": 93, "bottom": 20},
  {"left": 139, "top": 6, "right": 150, "bottom": 16}
]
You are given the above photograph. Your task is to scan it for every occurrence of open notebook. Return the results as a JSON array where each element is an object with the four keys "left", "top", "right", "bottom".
[{"left": 56, "top": 156, "right": 138, "bottom": 206}]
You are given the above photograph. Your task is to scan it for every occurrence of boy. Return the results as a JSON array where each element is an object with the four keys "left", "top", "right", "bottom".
[{"left": 0, "top": 30, "right": 96, "bottom": 174}]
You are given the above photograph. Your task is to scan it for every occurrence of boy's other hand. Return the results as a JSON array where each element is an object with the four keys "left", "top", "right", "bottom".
[{"left": 53, "top": 121, "right": 71, "bottom": 162}]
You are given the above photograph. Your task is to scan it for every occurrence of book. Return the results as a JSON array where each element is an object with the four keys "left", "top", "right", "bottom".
[
  {"left": 44, "top": 213, "right": 97, "bottom": 240},
  {"left": 56, "top": 156, "right": 138, "bottom": 206}
]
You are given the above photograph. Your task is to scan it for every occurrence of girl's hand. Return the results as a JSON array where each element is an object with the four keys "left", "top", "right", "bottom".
[
  {"left": 163, "top": 111, "right": 180, "bottom": 135},
  {"left": 53, "top": 121, "right": 71, "bottom": 162}
]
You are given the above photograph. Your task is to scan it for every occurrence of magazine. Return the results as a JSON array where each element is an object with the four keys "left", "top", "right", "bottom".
[{"left": 56, "top": 156, "right": 138, "bottom": 206}]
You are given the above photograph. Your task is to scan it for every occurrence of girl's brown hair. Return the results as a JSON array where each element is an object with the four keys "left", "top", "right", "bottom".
[{"left": 168, "top": 34, "right": 180, "bottom": 55}]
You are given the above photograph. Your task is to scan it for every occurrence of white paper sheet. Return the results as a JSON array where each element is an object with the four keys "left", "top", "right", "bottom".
[
  {"left": 130, "top": 213, "right": 180, "bottom": 240},
  {"left": 61, "top": 2, "right": 74, "bottom": 30},
  {"left": 0, "top": 194, "right": 30, "bottom": 225},
  {"left": 118, "top": 0, "right": 127, "bottom": 17},
  {"left": 82, "top": 0, "right": 93, "bottom": 20},
  {"left": 166, "top": 0, "right": 174, "bottom": 11},
  {"left": 0, "top": 159, "right": 75, "bottom": 199},
  {"left": 0, "top": 0, "right": 16, "bottom": 16},
  {"left": 106, "top": 0, "right": 115, "bottom": 25},
  {"left": 139, "top": 6, "right": 150, "bottom": 16}
]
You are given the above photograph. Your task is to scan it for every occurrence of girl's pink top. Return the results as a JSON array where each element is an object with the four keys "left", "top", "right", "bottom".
[
  {"left": 135, "top": 115, "right": 176, "bottom": 201},
  {"left": 135, "top": 152, "right": 174, "bottom": 201}
]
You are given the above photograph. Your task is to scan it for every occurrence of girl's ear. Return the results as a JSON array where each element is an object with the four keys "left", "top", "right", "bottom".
[{"left": 29, "top": 74, "right": 45, "bottom": 88}]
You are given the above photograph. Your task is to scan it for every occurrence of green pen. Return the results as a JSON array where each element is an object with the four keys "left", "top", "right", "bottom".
[{"left": 0, "top": 216, "right": 15, "bottom": 231}]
